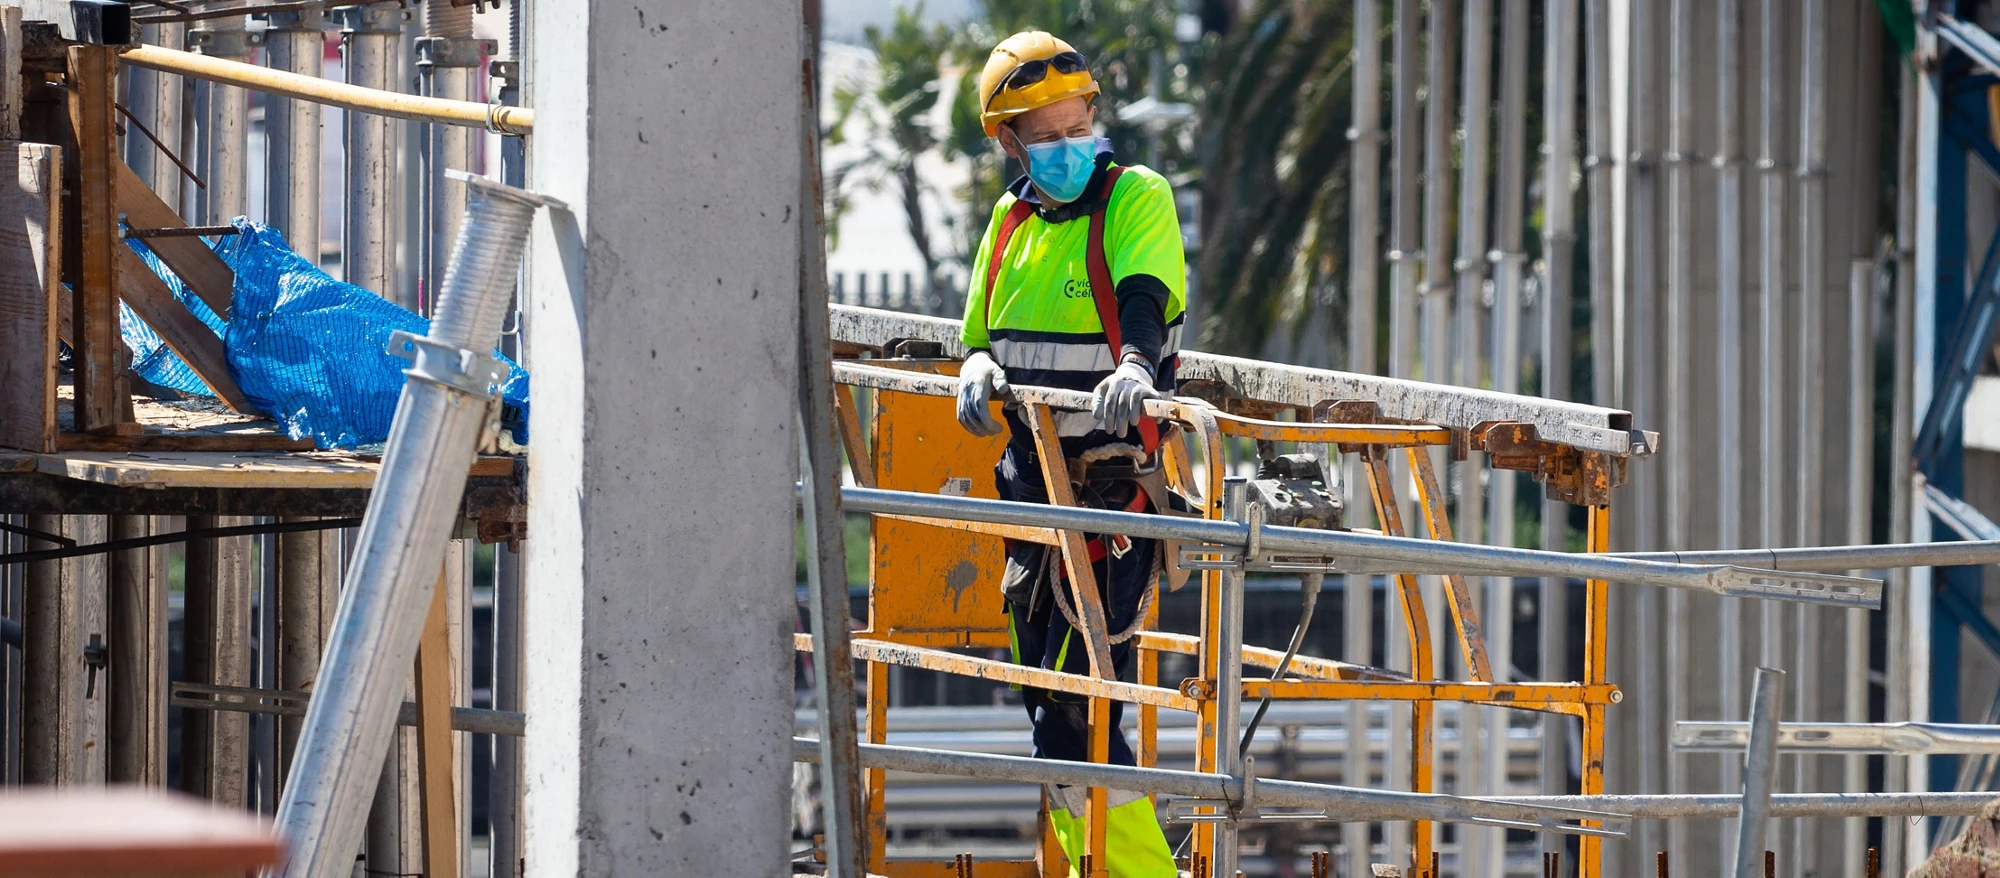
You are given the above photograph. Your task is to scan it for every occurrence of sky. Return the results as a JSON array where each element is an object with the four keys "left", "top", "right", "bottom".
[{"left": 823, "top": 0, "right": 977, "bottom": 44}]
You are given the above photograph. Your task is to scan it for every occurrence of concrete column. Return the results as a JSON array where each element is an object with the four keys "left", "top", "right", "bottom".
[{"left": 522, "top": 2, "right": 804, "bottom": 874}]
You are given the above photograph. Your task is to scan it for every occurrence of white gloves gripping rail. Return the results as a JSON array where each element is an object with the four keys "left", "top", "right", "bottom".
[{"left": 955, "top": 351, "right": 1166, "bottom": 439}]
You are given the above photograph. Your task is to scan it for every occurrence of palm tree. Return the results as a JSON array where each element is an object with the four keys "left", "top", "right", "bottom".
[
  {"left": 1190, "top": 0, "right": 1356, "bottom": 361},
  {"left": 827, "top": 5, "right": 955, "bottom": 311}
]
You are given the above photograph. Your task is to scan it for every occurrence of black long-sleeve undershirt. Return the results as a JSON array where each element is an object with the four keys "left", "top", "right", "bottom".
[{"left": 1114, "top": 273, "right": 1171, "bottom": 369}]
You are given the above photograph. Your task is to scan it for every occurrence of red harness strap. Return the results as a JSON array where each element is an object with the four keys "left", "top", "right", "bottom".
[
  {"left": 1083, "top": 167, "right": 1161, "bottom": 454},
  {"left": 982, "top": 166, "right": 1161, "bottom": 454},
  {"left": 1081, "top": 489, "right": 1152, "bottom": 563}
]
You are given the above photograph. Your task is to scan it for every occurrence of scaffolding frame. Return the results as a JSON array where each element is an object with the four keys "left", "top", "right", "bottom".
[{"left": 819, "top": 342, "right": 1653, "bottom": 878}]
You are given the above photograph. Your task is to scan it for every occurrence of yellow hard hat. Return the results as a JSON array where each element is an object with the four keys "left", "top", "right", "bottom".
[{"left": 977, "top": 31, "right": 1099, "bottom": 137}]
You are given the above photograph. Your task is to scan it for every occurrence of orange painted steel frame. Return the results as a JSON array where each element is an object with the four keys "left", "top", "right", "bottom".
[{"left": 822, "top": 362, "right": 1622, "bottom": 878}]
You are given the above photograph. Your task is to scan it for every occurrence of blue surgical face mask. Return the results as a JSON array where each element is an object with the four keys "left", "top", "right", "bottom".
[{"left": 1021, "top": 134, "right": 1098, "bottom": 204}]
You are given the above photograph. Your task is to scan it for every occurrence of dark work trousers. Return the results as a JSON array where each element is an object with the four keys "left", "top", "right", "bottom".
[{"left": 997, "top": 448, "right": 1156, "bottom": 767}]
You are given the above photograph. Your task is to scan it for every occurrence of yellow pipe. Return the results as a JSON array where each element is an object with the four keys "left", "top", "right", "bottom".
[{"left": 117, "top": 43, "right": 533, "bottom": 134}]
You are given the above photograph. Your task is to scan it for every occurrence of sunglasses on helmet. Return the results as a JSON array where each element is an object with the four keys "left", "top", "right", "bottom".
[{"left": 985, "top": 51, "right": 1090, "bottom": 110}]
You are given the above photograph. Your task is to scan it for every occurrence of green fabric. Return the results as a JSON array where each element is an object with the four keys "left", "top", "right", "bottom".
[
  {"left": 961, "top": 165, "right": 1187, "bottom": 350},
  {"left": 1006, "top": 609, "right": 1023, "bottom": 691},
  {"left": 1877, "top": 0, "right": 1915, "bottom": 58},
  {"left": 1047, "top": 794, "right": 1178, "bottom": 878}
]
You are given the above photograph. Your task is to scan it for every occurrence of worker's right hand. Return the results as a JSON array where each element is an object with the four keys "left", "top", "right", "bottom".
[{"left": 956, "top": 351, "right": 1010, "bottom": 436}]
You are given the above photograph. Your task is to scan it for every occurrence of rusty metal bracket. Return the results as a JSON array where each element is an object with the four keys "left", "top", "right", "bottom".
[{"left": 1478, "top": 421, "right": 1628, "bottom": 507}]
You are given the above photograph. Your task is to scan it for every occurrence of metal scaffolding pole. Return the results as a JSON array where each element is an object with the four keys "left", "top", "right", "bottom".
[
  {"left": 1211, "top": 480, "right": 1250, "bottom": 878},
  {"left": 1585, "top": 0, "right": 1615, "bottom": 411},
  {"left": 1883, "top": 61, "right": 1919, "bottom": 878},
  {"left": 1792, "top": 7, "right": 1829, "bottom": 869},
  {"left": 417, "top": 1, "right": 482, "bottom": 314},
  {"left": 1487, "top": 11, "right": 1530, "bottom": 854},
  {"left": 835, "top": 483, "right": 1880, "bottom": 605},
  {"left": 1350, "top": 0, "right": 1382, "bottom": 382},
  {"left": 189, "top": 12, "right": 250, "bottom": 224},
  {"left": 1453, "top": 3, "right": 1494, "bottom": 872},
  {"left": 1755, "top": 0, "right": 1788, "bottom": 562},
  {"left": 271, "top": 174, "right": 550, "bottom": 878},
  {"left": 1663, "top": 2, "right": 1698, "bottom": 858},
  {"left": 265, "top": 12, "right": 327, "bottom": 265},
  {"left": 1420, "top": 0, "right": 1456, "bottom": 388},
  {"left": 786, "top": 739, "right": 1626, "bottom": 835},
  {"left": 126, "top": 22, "right": 188, "bottom": 206},
  {"left": 1539, "top": 1, "right": 1578, "bottom": 831},
  {"left": 489, "top": 544, "right": 523, "bottom": 878},
  {"left": 1732, "top": 668, "right": 1784, "bottom": 878},
  {"left": 1842, "top": 258, "right": 1875, "bottom": 878},
  {"left": 1623, "top": 1, "right": 1670, "bottom": 865},
  {"left": 1387, "top": 2, "right": 1421, "bottom": 862},
  {"left": 339, "top": 4, "right": 409, "bottom": 306},
  {"left": 1390, "top": 0, "right": 1421, "bottom": 387},
  {"left": 1345, "top": 2, "right": 1383, "bottom": 871}
]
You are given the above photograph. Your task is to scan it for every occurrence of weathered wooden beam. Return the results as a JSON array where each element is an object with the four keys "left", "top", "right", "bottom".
[
  {"left": 113, "top": 158, "right": 234, "bottom": 316},
  {"left": 0, "top": 141, "right": 61, "bottom": 451},
  {"left": 413, "top": 570, "right": 460, "bottom": 878},
  {"left": 64, "top": 44, "right": 120, "bottom": 434},
  {"left": 115, "top": 245, "right": 253, "bottom": 412}
]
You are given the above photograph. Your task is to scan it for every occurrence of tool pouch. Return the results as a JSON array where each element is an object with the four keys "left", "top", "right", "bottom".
[{"left": 999, "top": 539, "right": 1051, "bottom": 615}]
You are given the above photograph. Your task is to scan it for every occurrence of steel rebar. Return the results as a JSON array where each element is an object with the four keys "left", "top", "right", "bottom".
[{"left": 270, "top": 173, "right": 552, "bottom": 878}]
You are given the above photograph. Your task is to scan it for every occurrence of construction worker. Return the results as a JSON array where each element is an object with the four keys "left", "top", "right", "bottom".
[{"left": 956, "top": 31, "right": 1184, "bottom": 878}]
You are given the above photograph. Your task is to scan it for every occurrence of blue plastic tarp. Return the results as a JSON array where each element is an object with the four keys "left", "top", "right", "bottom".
[{"left": 118, "top": 219, "right": 529, "bottom": 449}]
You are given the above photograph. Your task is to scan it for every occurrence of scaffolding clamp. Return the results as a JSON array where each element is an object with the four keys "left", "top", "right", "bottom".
[{"left": 388, "top": 330, "right": 506, "bottom": 400}]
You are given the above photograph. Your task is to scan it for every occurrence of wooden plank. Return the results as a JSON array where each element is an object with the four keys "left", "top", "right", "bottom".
[
  {"left": 0, "top": 7, "right": 22, "bottom": 143},
  {"left": 413, "top": 570, "right": 460, "bottom": 878},
  {"left": 113, "top": 158, "right": 234, "bottom": 316},
  {"left": 57, "top": 430, "right": 313, "bottom": 452},
  {"left": 66, "top": 45, "right": 120, "bottom": 434},
  {"left": 0, "top": 142, "right": 60, "bottom": 452},
  {"left": 0, "top": 787, "right": 281, "bottom": 875},
  {"left": 32, "top": 450, "right": 519, "bottom": 490},
  {"left": 115, "top": 245, "right": 255, "bottom": 413}
]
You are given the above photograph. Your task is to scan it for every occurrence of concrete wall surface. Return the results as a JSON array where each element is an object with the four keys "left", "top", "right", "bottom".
[{"left": 521, "top": 2, "right": 805, "bottom": 875}]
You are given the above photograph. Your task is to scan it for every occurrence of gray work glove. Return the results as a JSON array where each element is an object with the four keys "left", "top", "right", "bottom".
[
  {"left": 956, "top": 351, "right": 1010, "bottom": 436},
  {"left": 1091, "top": 358, "right": 1165, "bottom": 437}
]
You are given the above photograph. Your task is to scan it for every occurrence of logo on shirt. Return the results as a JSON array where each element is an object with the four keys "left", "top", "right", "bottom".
[{"left": 1062, "top": 278, "right": 1091, "bottom": 299}]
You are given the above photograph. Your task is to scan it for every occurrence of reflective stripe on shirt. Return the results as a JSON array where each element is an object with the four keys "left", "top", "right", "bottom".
[{"left": 988, "top": 323, "right": 1183, "bottom": 374}]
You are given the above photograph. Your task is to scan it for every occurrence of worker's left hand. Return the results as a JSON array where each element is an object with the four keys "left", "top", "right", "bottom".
[{"left": 1091, "top": 358, "right": 1164, "bottom": 437}]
